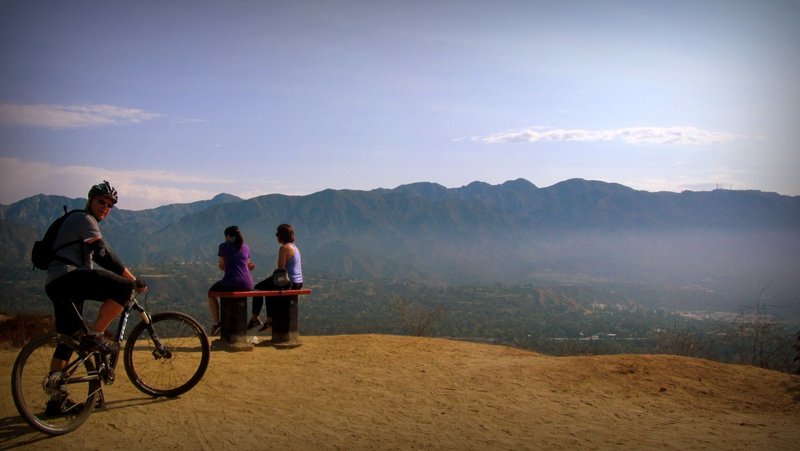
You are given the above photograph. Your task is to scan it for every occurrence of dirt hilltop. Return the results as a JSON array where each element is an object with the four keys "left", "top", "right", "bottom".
[{"left": 1, "top": 334, "right": 799, "bottom": 450}]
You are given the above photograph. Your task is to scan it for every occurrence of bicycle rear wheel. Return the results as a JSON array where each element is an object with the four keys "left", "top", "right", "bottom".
[
  {"left": 11, "top": 333, "right": 101, "bottom": 435},
  {"left": 124, "top": 311, "right": 210, "bottom": 397}
]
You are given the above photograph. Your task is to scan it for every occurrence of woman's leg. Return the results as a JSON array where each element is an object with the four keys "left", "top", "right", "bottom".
[
  {"left": 207, "top": 281, "right": 225, "bottom": 326},
  {"left": 268, "top": 282, "right": 302, "bottom": 317},
  {"left": 251, "top": 297, "right": 263, "bottom": 319},
  {"left": 254, "top": 277, "right": 278, "bottom": 331},
  {"left": 248, "top": 281, "right": 264, "bottom": 327},
  {"left": 251, "top": 278, "right": 272, "bottom": 319},
  {"left": 208, "top": 297, "right": 220, "bottom": 323}
]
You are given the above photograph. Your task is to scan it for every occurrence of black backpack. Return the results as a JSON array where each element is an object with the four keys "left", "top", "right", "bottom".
[{"left": 31, "top": 206, "right": 85, "bottom": 270}]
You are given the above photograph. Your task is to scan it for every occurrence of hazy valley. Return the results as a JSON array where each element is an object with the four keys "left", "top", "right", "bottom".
[{"left": 1, "top": 178, "right": 798, "bottom": 369}]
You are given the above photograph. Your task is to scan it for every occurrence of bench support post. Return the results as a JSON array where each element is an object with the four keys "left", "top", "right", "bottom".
[
  {"left": 219, "top": 297, "right": 254, "bottom": 352},
  {"left": 271, "top": 295, "right": 301, "bottom": 348},
  {"left": 209, "top": 289, "right": 310, "bottom": 350}
]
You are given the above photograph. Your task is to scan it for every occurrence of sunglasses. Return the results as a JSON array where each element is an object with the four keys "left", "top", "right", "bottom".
[{"left": 95, "top": 198, "right": 115, "bottom": 209}]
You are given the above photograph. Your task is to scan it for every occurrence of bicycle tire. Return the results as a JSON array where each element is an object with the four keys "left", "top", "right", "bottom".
[
  {"left": 11, "top": 333, "right": 101, "bottom": 435},
  {"left": 123, "top": 311, "right": 210, "bottom": 397}
]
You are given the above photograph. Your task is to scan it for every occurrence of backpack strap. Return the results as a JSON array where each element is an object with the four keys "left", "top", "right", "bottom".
[
  {"left": 52, "top": 239, "right": 83, "bottom": 266},
  {"left": 52, "top": 210, "right": 90, "bottom": 266}
]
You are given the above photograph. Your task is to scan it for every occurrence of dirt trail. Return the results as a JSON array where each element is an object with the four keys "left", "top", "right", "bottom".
[{"left": 1, "top": 334, "right": 798, "bottom": 450}]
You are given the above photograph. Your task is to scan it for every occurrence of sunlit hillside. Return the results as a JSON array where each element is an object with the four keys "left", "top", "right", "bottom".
[{"left": 2, "top": 335, "right": 798, "bottom": 450}]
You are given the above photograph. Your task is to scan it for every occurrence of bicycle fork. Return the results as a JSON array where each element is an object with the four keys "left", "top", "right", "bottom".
[{"left": 131, "top": 302, "right": 173, "bottom": 360}]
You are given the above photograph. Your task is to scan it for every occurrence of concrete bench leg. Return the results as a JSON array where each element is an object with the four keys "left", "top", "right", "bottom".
[
  {"left": 271, "top": 295, "right": 301, "bottom": 348},
  {"left": 220, "top": 297, "right": 254, "bottom": 352}
]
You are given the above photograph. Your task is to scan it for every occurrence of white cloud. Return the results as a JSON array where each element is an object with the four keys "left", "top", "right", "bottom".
[
  {"left": 0, "top": 156, "right": 316, "bottom": 209},
  {"left": 471, "top": 126, "right": 743, "bottom": 146},
  {"left": 0, "top": 103, "right": 163, "bottom": 129},
  {"left": 0, "top": 158, "right": 228, "bottom": 210}
]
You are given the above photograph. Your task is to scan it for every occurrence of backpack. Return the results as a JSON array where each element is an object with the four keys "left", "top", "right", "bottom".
[
  {"left": 272, "top": 268, "right": 291, "bottom": 288},
  {"left": 31, "top": 206, "right": 85, "bottom": 270}
]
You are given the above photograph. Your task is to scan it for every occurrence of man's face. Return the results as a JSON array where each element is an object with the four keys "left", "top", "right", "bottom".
[{"left": 89, "top": 195, "right": 115, "bottom": 221}]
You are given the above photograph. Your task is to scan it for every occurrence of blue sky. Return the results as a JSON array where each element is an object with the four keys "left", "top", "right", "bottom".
[{"left": 1, "top": 0, "right": 798, "bottom": 210}]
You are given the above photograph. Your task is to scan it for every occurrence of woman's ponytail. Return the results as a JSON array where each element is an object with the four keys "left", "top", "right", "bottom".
[{"left": 224, "top": 225, "right": 244, "bottom": 249}]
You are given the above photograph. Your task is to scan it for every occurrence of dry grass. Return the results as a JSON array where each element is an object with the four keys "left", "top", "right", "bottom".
[{"left": 0, "top": 314, "right": 53, "bottom": 349}]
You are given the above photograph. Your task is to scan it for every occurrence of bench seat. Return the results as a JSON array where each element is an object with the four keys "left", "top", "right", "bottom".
[
  {"left": 209, "top": 289, "right": 311, "bottom": 350},
  {"left": 208, "top": 289, "right": 312, "bottom": 298}
]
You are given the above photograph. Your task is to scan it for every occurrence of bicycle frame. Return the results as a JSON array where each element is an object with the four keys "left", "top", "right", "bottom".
[
  {"left": 59, "top": 295, "right": 196, "bottom": 405},
  {"left": 13, "top": 290, "right": 210, "bottom": 435},
  {"left": 66, "top": 296, "right": 153, "bottom": 384}
]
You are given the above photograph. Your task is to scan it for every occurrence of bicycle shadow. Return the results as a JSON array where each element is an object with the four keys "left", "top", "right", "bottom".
[
  {"left": 0, "top": 416, "right": 44, "bottom": 450},
  {"left": 0, "top": 395, "right": 180, "bottom": 449}
]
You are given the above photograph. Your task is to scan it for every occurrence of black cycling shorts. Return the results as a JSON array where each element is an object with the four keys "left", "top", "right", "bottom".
[{"left": 45, "top": 269, "right": 133, "bottom": 360}]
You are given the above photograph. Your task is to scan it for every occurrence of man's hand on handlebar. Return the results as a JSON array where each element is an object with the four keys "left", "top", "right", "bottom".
[{"left": 134, "top": 279, "right": 148, "bottom": 293}]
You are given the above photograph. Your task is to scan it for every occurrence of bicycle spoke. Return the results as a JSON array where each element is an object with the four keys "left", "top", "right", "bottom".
[
  {"left": 11, "top": 334, "right": 100, "bottom": 435},
  {"left": 124, "top": 312, "right": 210, "bottom": 397}
]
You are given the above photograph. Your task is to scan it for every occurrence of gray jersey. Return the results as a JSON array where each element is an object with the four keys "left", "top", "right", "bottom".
[{"left": 46, "top": 211, "right": 101, "bottom": 284}]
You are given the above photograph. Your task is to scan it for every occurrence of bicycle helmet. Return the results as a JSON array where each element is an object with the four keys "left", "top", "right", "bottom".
[{"left": 88, "top": 180, "right": 119, "bottom": 204}]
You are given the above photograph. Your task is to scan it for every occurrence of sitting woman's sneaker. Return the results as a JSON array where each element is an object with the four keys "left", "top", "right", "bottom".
[
  {"left": 209, "top": 323, "right": 221, "bottom": 336},
  {"left": 247, "top": 317, "right": 263, "bottom": 330}
]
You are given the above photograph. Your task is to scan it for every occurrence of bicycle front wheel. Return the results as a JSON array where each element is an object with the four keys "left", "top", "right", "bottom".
[
  {"left": 123, "top": 311, "right": 210, "bottom": 397},
  {"left": 11, "top": 333, "right": 101, "bottom": 435}
]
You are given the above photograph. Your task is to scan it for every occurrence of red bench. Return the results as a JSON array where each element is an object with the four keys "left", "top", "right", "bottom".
[{"left": 208, "top": 289, "right": 312, "bottom": 350}]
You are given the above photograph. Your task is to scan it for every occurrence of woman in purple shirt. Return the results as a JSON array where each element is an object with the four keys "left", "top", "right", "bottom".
[{"left": 207, "top": 225, "right": 255, "bottom": 335}]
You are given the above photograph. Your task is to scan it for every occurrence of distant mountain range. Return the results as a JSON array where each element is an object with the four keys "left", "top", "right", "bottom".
[{"left": 2, "top": 178, "right": 799, "bottom": 299}]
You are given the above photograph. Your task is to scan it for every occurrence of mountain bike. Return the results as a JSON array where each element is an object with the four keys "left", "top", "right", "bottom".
[{"left": 10, "top": 291, "right": 211, "bottom": 435}]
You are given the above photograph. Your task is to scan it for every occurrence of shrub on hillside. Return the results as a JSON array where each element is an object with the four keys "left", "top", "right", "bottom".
[{"left": 0, "top": 313, "right": 54, "bottom": 348}]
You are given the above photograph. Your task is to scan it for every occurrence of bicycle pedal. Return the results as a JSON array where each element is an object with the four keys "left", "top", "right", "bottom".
[
  {"left": 103, "top": 367, "right": 116, "bottom": 385},
  {"left": 80, "top": 333, "right": 120, "bottom": 354},
  {"left": 95, "top": 391, "right": 106, "bottom": 409},
  {"left": 99, "top": 358, "right": 116, "bottom": 385}
]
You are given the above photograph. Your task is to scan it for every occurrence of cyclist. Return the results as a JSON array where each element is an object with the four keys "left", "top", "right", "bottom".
[{"left": 44, "top": 180, "right": 146, "bottom": 414}]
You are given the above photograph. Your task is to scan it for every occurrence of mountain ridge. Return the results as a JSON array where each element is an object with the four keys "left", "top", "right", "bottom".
[{"left": 2, "top": 178, "right": 798, "bottom": 299}]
